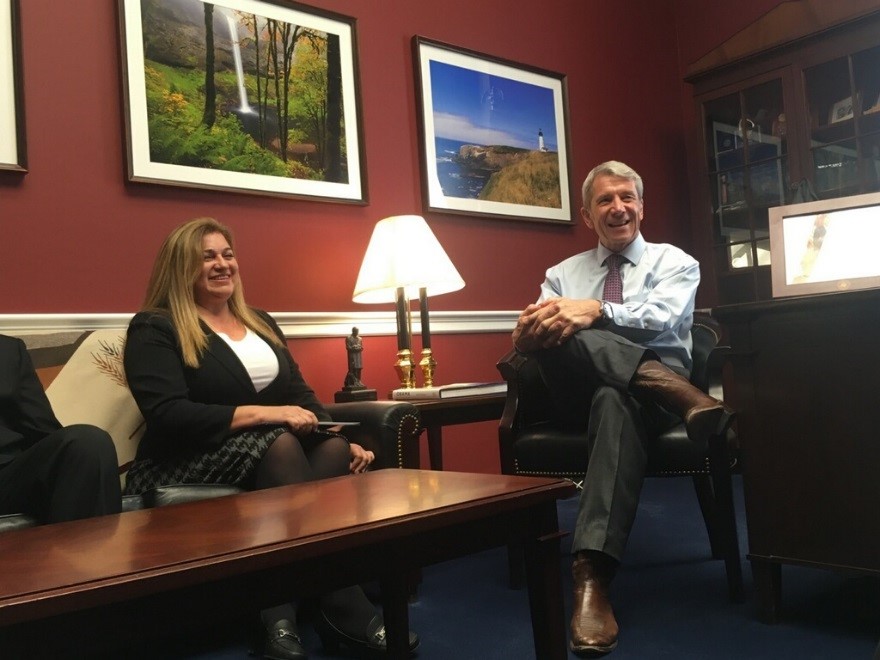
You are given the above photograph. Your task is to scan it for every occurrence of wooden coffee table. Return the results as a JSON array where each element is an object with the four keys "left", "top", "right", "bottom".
[{"left": 0, "top": 469, "right": 574, "bottom": 658}]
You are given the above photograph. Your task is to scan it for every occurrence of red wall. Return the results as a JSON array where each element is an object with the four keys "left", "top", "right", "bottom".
[{"left": 0, "top": 0, "right": 784, "bottom": 473}]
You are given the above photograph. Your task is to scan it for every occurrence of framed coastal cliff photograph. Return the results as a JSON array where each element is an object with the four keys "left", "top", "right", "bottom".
[
  {"left": 118, "top": 0, "right": 366, "bottom": 203},
  {"left": 413, "top": 36, "right": 572, "bottom": 224},
  {"left": 0, "top": 0, "right": 26, "bottom": 172}
]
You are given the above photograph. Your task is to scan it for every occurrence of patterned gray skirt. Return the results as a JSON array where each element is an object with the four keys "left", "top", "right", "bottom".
[{"left": 123, "top": 426, "right": 287, "bottom": 495}]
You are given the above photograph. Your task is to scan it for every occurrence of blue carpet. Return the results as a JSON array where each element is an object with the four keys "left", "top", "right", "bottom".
[{"left": 153, "top": 476, "right": 879, "bottom": 659}]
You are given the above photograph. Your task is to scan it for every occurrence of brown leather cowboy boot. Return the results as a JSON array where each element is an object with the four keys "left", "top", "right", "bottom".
[
  {"left": 570, "top": 550, "right": 619, "bottom": 656},
  {"left": 630, "top": 360, "right": 734, "bottom": 444}
]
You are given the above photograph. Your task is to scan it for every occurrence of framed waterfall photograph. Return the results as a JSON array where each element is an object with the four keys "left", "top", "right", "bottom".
[
  {"left": 1, "top": 0, "right": 26, "bottom": 172},
  {"left": 412, "top": 36, "right": 572, "bottom": 224},
  {"left": 118, "top": 0, "right": 366, "bottom": 203}
]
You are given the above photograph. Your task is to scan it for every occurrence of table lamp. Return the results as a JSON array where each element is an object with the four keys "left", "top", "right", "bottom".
[{"left": 352, "top": 215, "right": 465, "bottom": 388}]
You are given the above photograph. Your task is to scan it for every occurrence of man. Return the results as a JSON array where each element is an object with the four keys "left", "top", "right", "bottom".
[
  {"left": 0, "top": 334, "right": 121, "bottom": 523},
  {"left": 512, "top": 161, "right": 733, "bottom": 655}
]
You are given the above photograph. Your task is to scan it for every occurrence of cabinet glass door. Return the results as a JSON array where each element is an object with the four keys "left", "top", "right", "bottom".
[
  {"left": 703, "top": 78, "right": 788, "bottom": 303},
  {"left": 805, "top": 45, "right": 880, "bottom": 198}
]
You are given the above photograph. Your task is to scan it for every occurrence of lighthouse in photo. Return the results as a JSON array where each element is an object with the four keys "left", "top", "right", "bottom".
[{"left": 538, "top": 128, "right": 548, "bottom": 152}]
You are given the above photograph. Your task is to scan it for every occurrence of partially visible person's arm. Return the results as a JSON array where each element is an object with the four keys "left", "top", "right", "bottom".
[
  {"left": 513, "top": 298, "right": 604, "bottom": 351},
  {"left": 3, "top": 336, "right": 61, "bottom": 443},
  {"left": 230, "top": 404, "right": 318, "bottom": 435},
  {"left": 600, "top": 254, "right": 699, "bottom": 343},
  {"left": 515, "top": 246, "right": 700, "bottom": 350}
]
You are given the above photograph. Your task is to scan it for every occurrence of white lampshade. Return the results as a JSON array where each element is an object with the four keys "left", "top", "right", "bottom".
[{"left": 352, "top": 215, "right": 465, "bottom": 304}]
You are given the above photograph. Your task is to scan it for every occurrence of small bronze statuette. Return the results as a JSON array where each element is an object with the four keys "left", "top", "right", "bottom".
[{"left": 335, "top": 327, "right": 377, "bottom": 402}]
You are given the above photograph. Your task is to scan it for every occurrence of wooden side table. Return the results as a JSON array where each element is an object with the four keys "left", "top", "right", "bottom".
[{"left": 405, "top": 393, "right": 507, "bottom": 470}]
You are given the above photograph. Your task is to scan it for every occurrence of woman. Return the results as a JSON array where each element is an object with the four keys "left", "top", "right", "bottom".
[{"left": 123, "top": 218, "right": 417, "bottom": 659}]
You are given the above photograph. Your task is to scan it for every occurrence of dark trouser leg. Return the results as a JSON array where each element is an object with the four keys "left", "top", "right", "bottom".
[
  {"left": 532, "top": 329, "right": 648, "bottom": 429},
  {"left": 532, "top": 330, "right": 683, "bottom": 655},
  {"left": 531, "top": 330, "right": 653, "bottom": 559},
  {"left": 572, "top": 386, "right": 650, "bottom": 561},
  {"left": 562, "top": 385, "right": 646, "bottom": 656},
  {"left": 0, "top": 424, "right": 121, "bottom": 523},
  {"left": 538, "top": 328, "right": 649, "bottom": 388}
]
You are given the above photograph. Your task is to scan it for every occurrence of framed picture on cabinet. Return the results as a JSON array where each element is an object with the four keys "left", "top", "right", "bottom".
[
  {"left": 769, "top": 191, "right": 880, "bottom": 298},
  {"left": 828, "top": 96, "right": 853, "bottom": 124},
  {"left": 118, "top": 0, "right": 366, "bottom": 203},
  {"left": 412, "top": 36, "right": 572, "bottom": 224},
  {"left": 0, "top": 0, "right": 26, "bottom": 172}
]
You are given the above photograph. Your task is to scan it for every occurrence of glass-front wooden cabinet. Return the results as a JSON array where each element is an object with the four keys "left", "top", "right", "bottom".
[{"left": 687, "top": 10, "right": 880, "bottom": 305}]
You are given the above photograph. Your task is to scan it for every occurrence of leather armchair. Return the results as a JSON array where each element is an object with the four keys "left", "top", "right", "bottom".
[
  {"left": 325, "top": 400, "right": 422, "bottom": 470},
  {"left": 0, "top": 399, "right": 421, "bottom": 523},
  {"left": 496, "top": 312, "right": 743, "bottom": 601}
]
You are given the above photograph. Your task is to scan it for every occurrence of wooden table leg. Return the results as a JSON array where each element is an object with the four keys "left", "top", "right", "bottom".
[
  {"left": 426, "top": 425, "right": 443, "bottom": 470},
  {"left": 379, "top": 571, "right": 412, "bottom": 659},
  {"left": 523, "top": 510, "right": 569, "bottom": 660}
]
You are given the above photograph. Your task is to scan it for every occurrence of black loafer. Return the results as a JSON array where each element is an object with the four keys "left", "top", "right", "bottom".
[
  {"left": 317, "top": 610, "right": 419, "bottom": 655},
  {"left": 263, "top": 619, "right": 307, "bottom": 660}
]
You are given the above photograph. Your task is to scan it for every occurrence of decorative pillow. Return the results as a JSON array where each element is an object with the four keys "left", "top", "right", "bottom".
[{"left": 39, "top": 330, "right": 144, "bottom": 480}]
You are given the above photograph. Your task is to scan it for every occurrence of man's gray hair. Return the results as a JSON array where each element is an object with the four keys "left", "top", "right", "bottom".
[{"left": 581, "top": 160, "right": 644, "bottom": 207}]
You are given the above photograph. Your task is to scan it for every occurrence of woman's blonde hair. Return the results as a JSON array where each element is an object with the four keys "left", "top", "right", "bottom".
[{"left": 142, "top": 217, "right": 282, "bottom": 367}]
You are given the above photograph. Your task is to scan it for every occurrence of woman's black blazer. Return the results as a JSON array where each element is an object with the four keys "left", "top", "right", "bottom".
[{"left": 124, "top": 309, "right": 330, "bottom": 461}]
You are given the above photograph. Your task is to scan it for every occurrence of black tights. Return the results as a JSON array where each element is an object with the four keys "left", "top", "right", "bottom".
[
  {"left": 254, "top": 432, "right": 377, "bottom": 634},
  {"left": 253, "top": 431, "right": 350, "bottom": 490}
]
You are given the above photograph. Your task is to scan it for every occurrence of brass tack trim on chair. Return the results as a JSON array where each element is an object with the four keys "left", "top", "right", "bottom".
[{"left": 396, "top": 412, "right": 421, "bottom": 469}]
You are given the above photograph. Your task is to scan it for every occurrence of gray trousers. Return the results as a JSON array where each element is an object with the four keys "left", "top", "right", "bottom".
[{"left": 533, "top": 329, "right": 682, "bottom": 561}]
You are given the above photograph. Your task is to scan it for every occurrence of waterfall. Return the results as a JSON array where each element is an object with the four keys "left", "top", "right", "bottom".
[{"left": 225, "top": 14, "right": 252, "bottom": 113}]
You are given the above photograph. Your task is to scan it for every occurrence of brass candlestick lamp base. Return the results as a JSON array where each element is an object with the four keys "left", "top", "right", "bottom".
[
  {"left": 395, "top": 349, "right": 416, "bottom": 389},
  {"left": 419, "top": 348, "right": 437, "bottom": 387}
]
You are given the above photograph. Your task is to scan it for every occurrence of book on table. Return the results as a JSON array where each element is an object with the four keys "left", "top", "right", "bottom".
[{"left": 391, "top": 381, "right": 507, "bottom": 400}]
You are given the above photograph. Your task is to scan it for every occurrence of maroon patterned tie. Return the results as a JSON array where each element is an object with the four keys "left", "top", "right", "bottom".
[{"left": 602, "top": 253, "right": 624, "bottom": 304}]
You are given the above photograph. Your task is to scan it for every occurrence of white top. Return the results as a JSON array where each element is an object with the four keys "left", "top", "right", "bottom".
[{"left": 216, "top": 328, "right": 280, "bottom": 392}]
